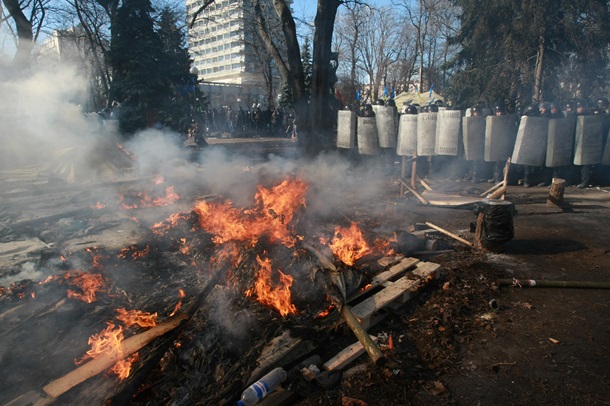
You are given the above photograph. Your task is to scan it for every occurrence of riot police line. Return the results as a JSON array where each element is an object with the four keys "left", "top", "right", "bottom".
[{"left": 336, "top": 99, "right": 610, "bottom": 188}]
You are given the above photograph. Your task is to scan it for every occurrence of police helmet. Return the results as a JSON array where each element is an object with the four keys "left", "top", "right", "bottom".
[
  {"left": 575, "top": 99, "right": 588, "bottom": 109},
  {"left": 386, "top": 99, "right": 396, "bottom": 107},
  {"left": 364, "top": 104, "right": 373, "bottom": 111},
  {"left": 565, "top": 100, "right": 575, "bottom": 111},
  {"left": 539, "top": 102, "right": 551, "bottom": 111},
  {"left": 550, "top": 102, "right": 561, "bottom": 112},
  {"left": 597, "top": 97, "right": 610, "bottom": 109},
  {"left": 428, "top": 104, "right": 439, "bottom": 112},
  {"left": 493, "top": 101, "right": 507, "bottom": 115},
  {"left": 522, "top": 105, "right": 539, "bottom": 117},
  {"left": 405, "top": 105, "right": 418, "bottom": 115},
  {"left": 374, "top": 99, "right": 385, "bottom": 106}
]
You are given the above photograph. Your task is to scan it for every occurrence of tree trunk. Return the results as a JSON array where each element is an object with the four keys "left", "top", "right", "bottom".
[
  {"left": 307, "top": 0, "right": 341, "bottom": 155},
  {"left": 4, "top": 0, "right": 34, "bottom": 69},
  {"left": 533, "top": 35, "right": 545, "bottom": 103}
]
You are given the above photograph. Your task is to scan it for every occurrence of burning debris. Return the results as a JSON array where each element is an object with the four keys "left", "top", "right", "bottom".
[{"left": 0, "top": 157, "right": 448, "bottom": 406}]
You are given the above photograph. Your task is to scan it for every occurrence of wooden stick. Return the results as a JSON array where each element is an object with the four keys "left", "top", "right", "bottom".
[
  {"left": 496, "top": 279, "right": 610, "bottom": 289},
  {"left": 411, "top": 158, "right": 417, "bottom": 188},
  {"left": 400, "top": 156, "right": 407, "bottom": 196},
  {"left": 473, "top": 212, "right": 485, "bottom": 249},
  {"left": 340, "top": 305, "right": 386, "bottom": 366},
  {"left": 416, "top": 176, "right": 433, "bottom": 191},
  {"left": 425, "top": 222, "right": 473, "bottom": 247},
  {"left": 42, "top": 313, "right": 188, "bottom": 400},
  {"left": 399, "top": 178, "right": 429, "bottom": 205},
  {"left": 479, "top": 180, "right": 505, "bottom": 197}
]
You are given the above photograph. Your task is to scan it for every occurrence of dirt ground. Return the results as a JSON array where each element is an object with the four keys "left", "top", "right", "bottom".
[{"left": 207, "top": 138, "right": 610, "bottom": 406}]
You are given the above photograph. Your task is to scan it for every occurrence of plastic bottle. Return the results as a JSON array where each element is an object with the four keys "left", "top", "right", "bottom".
[{"left": 236, "top": 367, "right": 287, "bottom": 406}]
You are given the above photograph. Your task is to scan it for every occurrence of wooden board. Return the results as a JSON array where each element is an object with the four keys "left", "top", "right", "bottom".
[
  {"left": 421, "top": 190, "right": 482, "bottom": 208},
  {"left": 350, "top": 261, "right": 440, "bottom": 329},
  {"left": 322, "top": 335, "right": 379, "bottom": 371}
]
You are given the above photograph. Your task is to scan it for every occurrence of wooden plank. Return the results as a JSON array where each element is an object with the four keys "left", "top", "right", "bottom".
[
  {"left": 372, "top": 257, "right": 421, "bottom": 286},
  {"left": 323, "top": 335, "right": 379, "bottom": 371},
  {"left": 347, "top": 257, "right": 420, "bottom": 303},
  {"left": 412, "top": 261, "right": 441, "bottom": 280},
  {"left": 351, "top": 276, "right": 422, "bottom": 329}
]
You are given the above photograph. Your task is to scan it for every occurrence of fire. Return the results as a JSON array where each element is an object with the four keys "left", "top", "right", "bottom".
[
  {"left": 62, "top": 271, "right": 106, "bottom": 303},
  {"left": 118, "top": 245, "right": 151, "bottom": 260},
  {"left": 193, "top": 177, "right": 307, "bottom": 248},
  {"left": 245, "top": 255, "right": 297, "bottom": 317},
  {"left": 151, "top": 213, "right": 189, "bottom": 236},
  {"left": 79, "top": 322, "right": 124, "bottom": 363},
  {"left": 316, "top": 303, "right": 336, "bottom": 318},
  {"left": 118, "top": 186, "right": 181, "bottom": 210},
  {"left": 116, "top": 308, "right": 158, "bottom": 328},
  {"left": 112, "top": 353, "right": 139, "bottom": 379},
  {"left": 329, "top": 222, "right": 371, "bottom": 266}
]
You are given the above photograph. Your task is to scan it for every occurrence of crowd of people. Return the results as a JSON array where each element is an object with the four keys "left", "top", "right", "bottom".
[{"left": 186, "top": 104, "right": 296, "bottom": 143}]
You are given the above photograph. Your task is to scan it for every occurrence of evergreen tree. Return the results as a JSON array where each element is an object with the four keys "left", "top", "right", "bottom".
[
  {"left": 301, "top": 36, "right": 313, "bottom": 102},
  {"left": 156, "top": 7, "right": 197, "bottom": 133},
  {"left": 108, "top": 0, "right": 194, "bottom": 134},
  {"left": 277, "top": 81, "right": 294, "bottom": 109}
]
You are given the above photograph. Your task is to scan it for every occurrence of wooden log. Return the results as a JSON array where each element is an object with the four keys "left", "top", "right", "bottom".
[
  {"left": 41, "top": 313, "right": 188, "bottom": 400},
  {"left": 425, "top": 222, "right": 473, "bottom": 247},
  {"left": 399, "top": 178, "right": 429, "bottom": 205},
  {"left": 340, "top": 305, "right": 386, "bottom": 366},
  {"left": 496, "top": 279, "right": 610, "bottom": 289},
  {"left": 547, "top": 178, "right": 566, "bottom": 208}
]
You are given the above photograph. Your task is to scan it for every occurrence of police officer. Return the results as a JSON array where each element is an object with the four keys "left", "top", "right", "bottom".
[
  {"left": 488, "top": 101, "right": 509, "bottom": 183},
  {"left": 464, "top": 105, "right": 485, "bottom": 182}
]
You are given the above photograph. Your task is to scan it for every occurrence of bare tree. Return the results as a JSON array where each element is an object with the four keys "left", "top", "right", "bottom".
[
  {"left": 356, "top": 6, "right": 400, "bottom": 101},
  {"left": 2, "top": 0, "right": 50, "bottom": 68}
]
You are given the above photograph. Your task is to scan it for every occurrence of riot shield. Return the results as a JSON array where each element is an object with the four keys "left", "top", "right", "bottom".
[
  {"left": 416, "top": 112, "right": 437, "bottom": 156},
  {"left": 601, "top": 127, "right": 610, "bottom": 165},
  {"left": 511, "top": 116, "right": 549, "bottom": 166},
  {"left": 434, "top": 110, "right": 462, "bottom": 156},
  {"left": 397, "top": 114, "right": 418, "bottom": 156},
  {"left": 373, "top": 106, "right": 398, "bottom": 148},
  {"left": 573, "top": 115, "right": 603, "bottom": 165},
  {"left": 462, "top": 116, "right": 486, "bottom": 161},
  {"left": 546, "top": 117, "right": 575, "bottom": 167},
  {"left": 357, "top": 116, "right": 380, "bottom": 155},
  {"left": 484, "top": 115, "right": 517, "bottom": 162},
  {"left": 336, "top": 110, "right": 357, "bottom": 149}
]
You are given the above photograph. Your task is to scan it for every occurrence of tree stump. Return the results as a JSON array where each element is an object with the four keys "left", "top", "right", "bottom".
[{"left": 547, "top": 178, "right": 566, "bottom": 208}]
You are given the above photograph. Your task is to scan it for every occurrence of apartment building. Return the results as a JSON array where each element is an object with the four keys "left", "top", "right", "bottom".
[{"left": 186, "top": 0, "right": 289, "bottom": 107}]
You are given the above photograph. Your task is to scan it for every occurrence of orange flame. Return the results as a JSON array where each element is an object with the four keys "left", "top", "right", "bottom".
[
  {"left": 62, "top": 271, "right": 106, "bottom": 303},
  {"left": 193, "top": 177, "right": 307, "bottom": 248},
  {"left": 79, "top": 322, "right": 123, "bottom": 363},
  {"left": 115, "top": 308, "right": 158, "bottom": 329},
  {"left": 329, "top": 222, "right": 371, "bottom": 266},
  {"left": 117, "top": 245, "right": 151, "bottom": 260},
  {"left": 245, "top": 255, "right": 297, "bottom": 317}
]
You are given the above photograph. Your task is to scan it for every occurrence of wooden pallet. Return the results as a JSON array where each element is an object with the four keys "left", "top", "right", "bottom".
[{"left": 347, "top": 257, "right": 440, "bottom": 330}]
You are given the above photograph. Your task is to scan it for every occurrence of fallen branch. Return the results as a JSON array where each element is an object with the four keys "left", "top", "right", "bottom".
[
  {"left": 425, "top": 222, "right": 473, "bottom": 247},
  {"left": 496, "top": 279, "right": 610, "bottom": 289}
]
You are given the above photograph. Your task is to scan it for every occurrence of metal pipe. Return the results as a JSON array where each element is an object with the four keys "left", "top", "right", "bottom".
[{"left": 497, "top": 278, "right": 610, "bottom": 289}]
